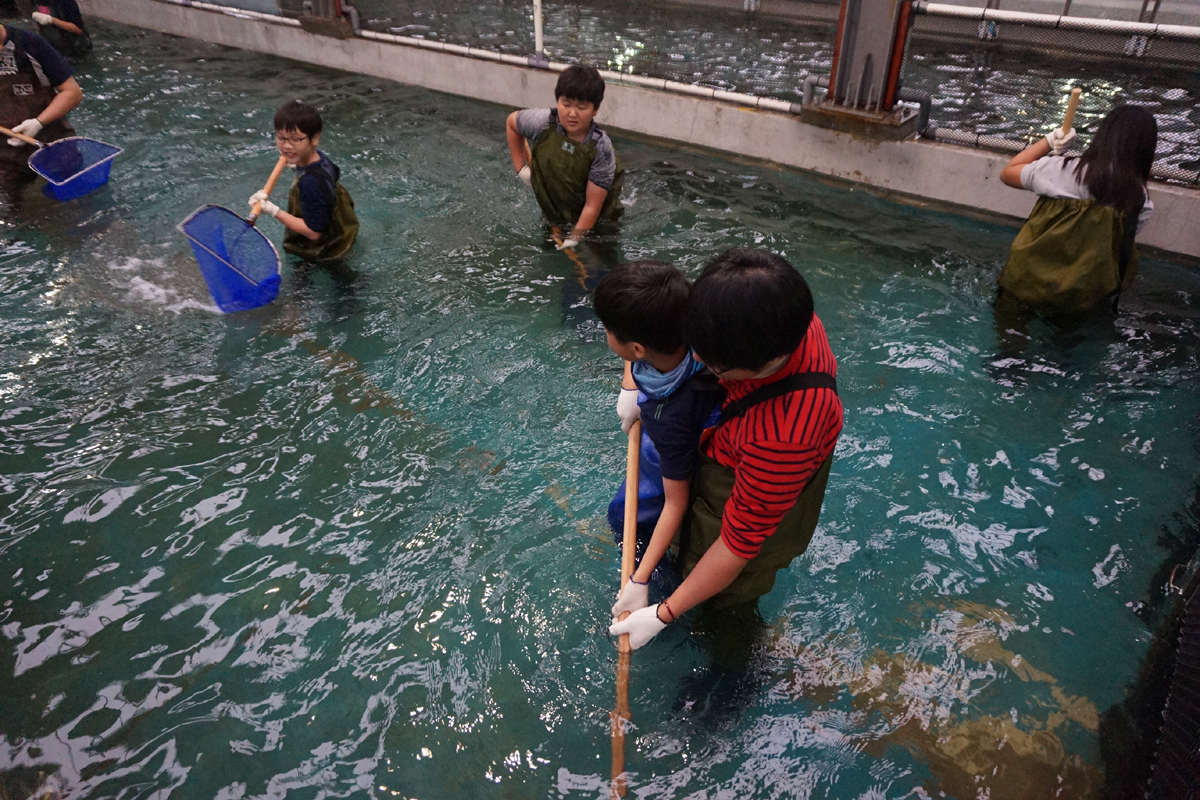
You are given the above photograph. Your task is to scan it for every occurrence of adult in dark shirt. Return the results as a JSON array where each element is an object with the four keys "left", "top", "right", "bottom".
[
  {"left": 32, "top": 0, "right": 90, "bottom": 57},
  {"left": 0, "top": 22, "right": 81, "bottom": 207}
]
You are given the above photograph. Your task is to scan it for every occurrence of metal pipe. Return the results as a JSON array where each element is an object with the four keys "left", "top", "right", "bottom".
[
  {"left": 157, "top": 0, "right": 301, "bottom": 26},
  {"left": 342, "top": 2, "right": 360, "bottom": 32},
  {"left": 896, "top": 87, "right": 931, "bottom": 134},
  {"left": 802, "top": 73, "right": 829, "bottom": 106},
  {"left": 919, "top": 1, "right": 1200, "bottom": 40},
  {"left": 529, "top": 0, "right": 548, "bottom": 67}
]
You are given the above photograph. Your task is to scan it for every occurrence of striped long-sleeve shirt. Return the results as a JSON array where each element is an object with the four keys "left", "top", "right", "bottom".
[{"left": 701, "top": 314, "right": 843, "bottom": 559}]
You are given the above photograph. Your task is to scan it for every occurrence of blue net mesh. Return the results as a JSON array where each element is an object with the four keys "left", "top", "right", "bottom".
[
  {"left": 28, "top": 137, "right": 122, "bottom": 201},
  {"left": 177, "top": 205, "right": 281, "bottom": 313}
]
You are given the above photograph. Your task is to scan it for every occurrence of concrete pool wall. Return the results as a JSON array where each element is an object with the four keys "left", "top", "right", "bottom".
[{"left": 80, "top": 0, "right": 1200, "bottom": 261}]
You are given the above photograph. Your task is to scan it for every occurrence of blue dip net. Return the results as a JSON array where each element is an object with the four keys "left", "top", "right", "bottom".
[
  {"left": 177, "top": 205, "right": 281, "bottom": 313},
  {"left": 28, "top": 136, "right": 122, "bottom": 201}
]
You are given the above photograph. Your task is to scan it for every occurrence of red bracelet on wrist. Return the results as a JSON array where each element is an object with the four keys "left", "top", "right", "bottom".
[{"left": 659, "top": 598, "right": 677, "bottom": 623}]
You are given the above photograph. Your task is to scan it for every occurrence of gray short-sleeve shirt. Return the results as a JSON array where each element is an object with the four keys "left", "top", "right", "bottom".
[{"left": 515, "top": 107, "right": 618, "bottom": 191}]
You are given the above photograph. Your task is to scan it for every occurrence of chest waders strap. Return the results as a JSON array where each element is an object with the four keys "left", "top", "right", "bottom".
[
  {"left": 284, "top": 173, "right": 359, "bottom": 262},
  {"left": 717, "top": 372, "right": 838, "bottom": 426},
  {"left": 11, "top": 33, "right": 37, "bottom": 79},
  {"left": 677, "top": 371, "right": 837, "bottom": 568},
  {"left": 529, "top": 110, "right": 623, "bottom": 225},
  {"left": 1112, "top": 204, "right": 1143, "bottom": 313}
]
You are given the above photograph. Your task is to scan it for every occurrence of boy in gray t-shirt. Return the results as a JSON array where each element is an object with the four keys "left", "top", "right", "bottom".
[{"left": 504, "top": 65, "right": 623, "bottom": 249}]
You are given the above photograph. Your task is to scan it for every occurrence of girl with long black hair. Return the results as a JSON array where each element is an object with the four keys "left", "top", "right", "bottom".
[{"left": 997, "top": 104, "right": 1158, "bottom": 313}]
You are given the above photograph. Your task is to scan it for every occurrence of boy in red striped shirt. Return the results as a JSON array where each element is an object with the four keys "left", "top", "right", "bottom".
[{"left": 610, "top": 249, "right": 844, "bottom": 649}]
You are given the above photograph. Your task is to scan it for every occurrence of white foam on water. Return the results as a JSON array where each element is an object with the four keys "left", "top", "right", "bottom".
[
  {"left": 108, "top": 255, "right": 165, "bottom": 272},
  {"left": 104, "top": 256, "right": 222, "bottom": 315}
]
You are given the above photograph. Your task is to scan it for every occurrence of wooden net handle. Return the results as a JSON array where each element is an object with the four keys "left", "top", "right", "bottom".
[
  {"left": 0, "top": 124, "right": 42, "bottom": 147},
  {"left": 248, "top": 155, "right": 289, "bottom": 225},
  {"left": 1062, "top": 88, "right": 1082, "bottom": 133},
  {"left": 610, "top": 419, "right": 641, "bottom": 798}
]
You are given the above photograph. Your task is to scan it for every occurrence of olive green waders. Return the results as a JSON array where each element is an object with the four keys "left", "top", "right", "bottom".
[
  {"left": 283, "top": 179, "right": 360, "bottom": 262},
  {"left": 674, "top": 453, "right": 835, "bottom": 607},
  {"left": 998, "top": 196, "right": 1138, "bottom": 313},
  {"left": 529, "top": 120, "right": 623, "bottom": 226}
]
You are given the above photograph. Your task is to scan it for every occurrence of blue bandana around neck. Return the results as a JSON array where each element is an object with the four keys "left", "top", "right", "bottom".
[{"left": 631, "top": 350, "right": 704, "bottom": 400}]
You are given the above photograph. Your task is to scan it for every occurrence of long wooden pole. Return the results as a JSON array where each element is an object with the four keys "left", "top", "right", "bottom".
[
  {"left": 0, "top": 124, "right": 42, "bottom": 147},
  {"left": 248, "top": 155, "right": 289, "bottom": 225},
  {"left": 550, "top": 227, "right": 591, "bottom": 289},
  {"left": 1062, "top": 87, "right": 1082, "bottom": 134},
  {"left": 611, "top": 419, "right": 641, "bottom": 798}
]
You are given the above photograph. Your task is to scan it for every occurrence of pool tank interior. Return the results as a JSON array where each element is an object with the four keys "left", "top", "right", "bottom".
[
  {"left": 2, "top": 16, "right": 1200, "bottom": 800},
  {"left": 340, "top": 0, "right": 1200, "bottom": 173}
]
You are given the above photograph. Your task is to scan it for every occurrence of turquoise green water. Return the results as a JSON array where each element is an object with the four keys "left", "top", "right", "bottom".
[{"left": 3, "top": 19, "right": 1200, "bottom": 799}]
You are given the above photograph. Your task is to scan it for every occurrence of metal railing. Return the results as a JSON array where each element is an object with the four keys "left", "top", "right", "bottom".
[{"left": 139, "top": 0, "right": 1200, "bottom": 186}]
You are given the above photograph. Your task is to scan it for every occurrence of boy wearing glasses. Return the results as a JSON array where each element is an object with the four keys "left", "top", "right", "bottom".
[
  {"left": 249, "top": 100, "right": 359, "bottom": 261},
  {"left": 593, "top": 261, "right": 723, "bottom": 619}
]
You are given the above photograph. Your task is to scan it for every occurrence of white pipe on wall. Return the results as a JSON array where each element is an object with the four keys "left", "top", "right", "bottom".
[
  {"left": 533, "top": 0, "right": 545, "bottom": 59},
  {"left": 78, "top": 0, "right": 1200, "bottom": 259}
]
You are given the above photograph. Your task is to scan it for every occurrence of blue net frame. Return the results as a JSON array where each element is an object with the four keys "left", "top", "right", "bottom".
[
  {"left": 177, "top": 205, "right": 282, "bottom": 313},
  {"left": 28, "top": 136, "right": 123, "bottom": 201}
]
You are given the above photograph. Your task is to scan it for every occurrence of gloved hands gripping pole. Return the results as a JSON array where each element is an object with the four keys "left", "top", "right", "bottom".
[
  {"left": 1046, "top": 87, "right": 1081, "bottom": 156},
  {"left": 247, "top": 154, "right": 289, "bottom": 225},
  {"left": 5, "top": 118, "right": 42, "bottom": 148}
]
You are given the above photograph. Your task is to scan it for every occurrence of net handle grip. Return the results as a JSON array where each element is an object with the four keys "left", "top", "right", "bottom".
[
  {"left": 248, "top": 155, "right": 289, "bottom": 225},
  {"left": 0, "top": 124, "right": 42, "bottom": 147},
  {"left": 1062, "top": 88, "right": 1082, "bottom": 133}
]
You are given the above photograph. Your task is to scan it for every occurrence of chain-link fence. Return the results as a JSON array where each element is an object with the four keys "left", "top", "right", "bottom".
[
  {"left": 903, "top": 6, "right": 1200, "bottom": 183},
  {"left": 159, "top": 0, "right": 1200, "bottom": 185}
]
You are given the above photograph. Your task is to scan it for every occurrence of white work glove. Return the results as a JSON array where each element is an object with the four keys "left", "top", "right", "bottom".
[
  {"left": 609, "top": 604, "right": 668, "bottom": 650},
  {"left": 612, "top": 577, "right": 649, "bottom": 618},
  {"left": 7, "top": 117, "right": 42, "bottom": 147},
  {"left": 1045, "top": 127, "right": 1077, "bottom": 156},
  {"left": 517, "top": 163, "right": 532, "bottom": 187},
  {"left": 248, "top": 190, "right": 280, "bottom": 219},
  {"left": 32, "top": 11, "right": 53, "bottom": 24},
  {"left": 555, "top": 237, "right": 580, "bottom": 251},
  {"left": 617, "top": 387, "right": 640, "bottom": 433}
]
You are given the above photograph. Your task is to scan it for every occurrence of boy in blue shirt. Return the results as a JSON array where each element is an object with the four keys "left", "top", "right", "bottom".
[
  {"left": 594, "top": 260, "right": 722, "bottom": 616},
  {"left": 249, "top": 100, "right": 359, "bottom": 262}
]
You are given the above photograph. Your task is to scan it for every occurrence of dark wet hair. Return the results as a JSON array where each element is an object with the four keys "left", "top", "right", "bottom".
[
  {"left": 555, "top": 65, "right": 605, "bottom": 108},
  {"left": 594, "top": 261, "right": 690, "bottom": 354},
  {"left": 274, "top": 99, "right": 323, "bottom": 138},
  {"left": 685, "top": 249, "right": 814, "bottom": 372},
  {"left": 1074, "top": 105, "right": 1157, "bottom": 220}
]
